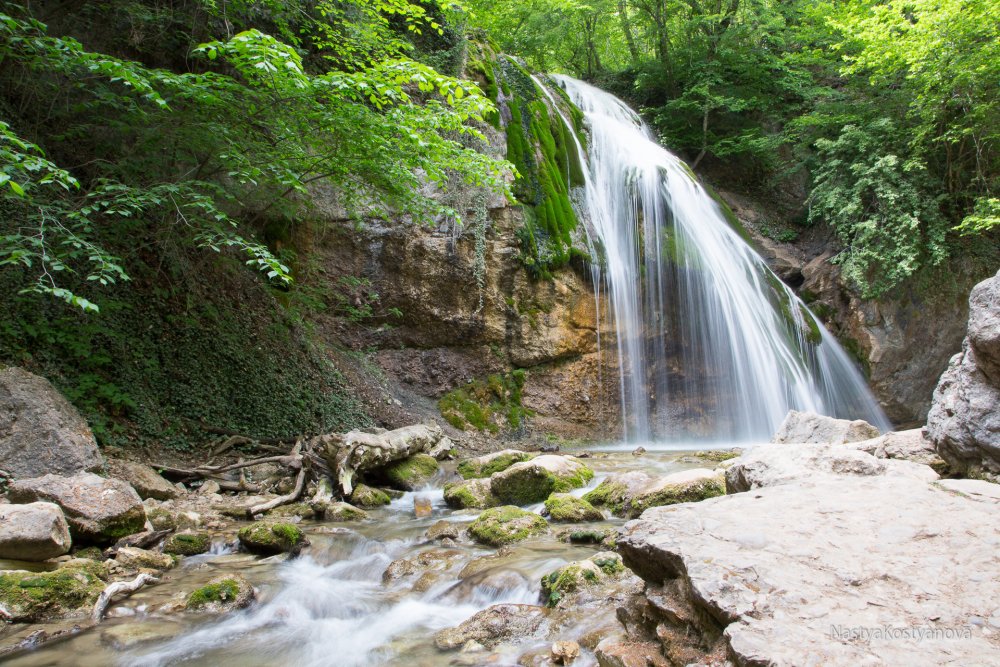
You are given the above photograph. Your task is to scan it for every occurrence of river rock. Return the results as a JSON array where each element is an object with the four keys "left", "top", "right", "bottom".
[
  {"left": 426, "top": 520, "right": 461, "bottom": 541},
  {"left": 594, "top": 639, "right": 669, "bottom": 667},
  {"left": 585, "top": 469, "right": 724, "bottom": 519},
  {"left": 350, "top": 483, "right": 391, "bottom": 508},
  {"left": 551, "top": 640, "right": 580, "bottom": 665},
  {"left": 618, "top": 466, "right": 1000, "bottom": 665},
  {"left": 925, "top": 270, "right": 1000, "bottom": 479},
  {"left": 325, "top": 501, "right": 369, "bottom": 521},
  {"left": 237, "top": 522, "right": 307, "bottom": 555},
  {"left": 105, "top": 459, "right": 178, "bottom": 500},
  {"left": 115, "top": 546, "right": 174, "bottom": 571},
  {"left": 162, "top": 532, "right": 211, "bottom": 556},
  {"left": 7, "top": 473, "right": 146, "bottom": 544},
  {"left": 443, "top": 477, "right": 499, "bottom": 509},
  {"left": 186, "top": 573, "right": 255, "bottom": 612},
  {"left": 379, "top": 453, "right": 439, "bottom": 491},
  {"left": 771, "top": 409, "right": 880, "bottom": 444},
  {"left": 0, "top": 563, "right": 106, "bottom": 622},
  {"left": 434, "top": 603, "right": 550, "bottom": 650},
  {"left": 490, "top": 455, "right": 594, "bottom": 505},
  {"left": 541, "top": 552, "right": 625, "bottom": 607},
  {"left": 543, "top": 493, "right": 604, "bottom": 522},
  {"left": 0, "top": 367, "right": 104, "bottom": 479},
  {"left": 0, "top": 502, "right": 72, "bottom": 561},
  {"left": 725, "top": 442, "right": 938, "bottom": 493},
  {"left": 847, "top": 428, "right": 944, "bottom": 467},
  {"left": 456, "top": 450, "right": 534, "bottom": 479},
  {"left": 467, "top": 506, "right": 547, "bottom": 546}
]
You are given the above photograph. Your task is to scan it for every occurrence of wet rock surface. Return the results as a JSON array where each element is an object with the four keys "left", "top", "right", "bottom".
[
  {"left": 771, "top": 409, "right": 881, "bottom": 444},
  {"left": 7, "top": 473, "right": 146, "bottom": 544},
  {"left": 0, "top": 367, "right": 104, "bottom": 479}
]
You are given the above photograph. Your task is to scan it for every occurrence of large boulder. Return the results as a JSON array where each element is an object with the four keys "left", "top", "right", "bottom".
[
  {"left": 0, "top": 502, "right": 72, "bottom": 561},
  {"left": 434, "top": 603, "right": 550, "bottom": 650},
  {"left": 0, "top": 562, "right": 106, "bottom": 622},
  {"left": 378, "top": 453, "right": 439, "bottom": 491},
  {"left": 926, "top": 269, "right": 1000, "bottom": 479},
  {"left": 618, "top": 470, "right": 1000, "bottom": 666},
  {"left": 7, "top": 473, "right": 146, "bottom": 544},
  {"left": 105, "top": 459, "right": 178, "bottom": 501},
  {"left": 490, "top": 455, "right": 594, "bottom": 505},
  {"left": 771, "top": 410, "right": 881, "bottom": 445},
  {"left": 543, "top": 493, "right": 604, "bottom": 522},
  {"left": 725, "top": 443, "right": 937, "bottom": 493},
  {"left": 443, "top": 477, "right": 499, "bottom": 509},
  {"left": 585, "top": 469, "right": 725, "bottom": 519},
  {"left": 457, "top": 450, "right": 534, "bottom": 479},
  {"left": 0, "top": 367, "right": 104, "bottom": 479},
  {"left": 237, "top": 521, "right": 307, "bottom": 555}
]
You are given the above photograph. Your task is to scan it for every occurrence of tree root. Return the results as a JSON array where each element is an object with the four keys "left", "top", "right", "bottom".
[{"left": 92, "top": 573, "right": 159, "bottom": 623}]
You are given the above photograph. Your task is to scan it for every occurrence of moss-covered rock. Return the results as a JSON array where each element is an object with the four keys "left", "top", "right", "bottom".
[
  {"left": 467, "top": 506, "right": 547, "bottom": 546},
  {"left": 690, "top": 449, "right": 743, "bottom": 463},
  {"left": 543, "top": 493, "right": 604, "bottom": 522},
  {"left": 439, "top": 371, "right": 531, "bottom": 433},
  {"left": 163, "top": 532, "right": 211, "bottom": 556},
  {"left": 0, "top": 564, "right": 106, "bottom": 621},
  {"left": 145, "top": 507, "right": 178, "bottom": 532},
  {"left": 381, "top": 454, "right": 440, "bottom": 491},
  {"left": 186, "top": 573, "right": 255, "bottom": 612},
  {"left": 443, "top": 478, "right": 500, "bottom": 509},
  {"left": 237, "top": 522, "right": 307, "bottom": 556},
  {"left": 627, "top": 469, "right": 725, "bottom": 518},
  {"left": 491, "top": 455, "right": 594, "bottom": 505},
  {"left": 268, "top": 502, "right": 316, "bottom": 520},
  {"left": 350, "top": 484, "right": 391, "bottom": 508},
  {"left": 456, "top": 450, "right": 534, "bottom": 479},
  {"left": 325, "top": 502, "right": 369, "bottom": 521},
  {"left": 540, "top": 552, "right": 625, "bottom": 607}
]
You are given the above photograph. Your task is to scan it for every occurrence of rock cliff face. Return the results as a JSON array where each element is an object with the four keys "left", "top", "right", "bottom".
[{"left": 925, "top": 269, "right": 1000, "bottom": 479}]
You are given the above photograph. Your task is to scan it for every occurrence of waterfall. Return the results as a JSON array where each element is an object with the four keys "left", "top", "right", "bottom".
[{"left": 549, "top": 75, "right": 890, "bottom": 442}]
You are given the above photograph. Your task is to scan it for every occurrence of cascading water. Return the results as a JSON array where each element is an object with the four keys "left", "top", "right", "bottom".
[{"left": 552, "top": 76, "right": 890, "bottom": 442}]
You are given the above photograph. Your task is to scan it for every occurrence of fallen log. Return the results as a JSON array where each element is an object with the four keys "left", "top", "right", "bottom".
[{"left": 92, "top": 573, "right": 158, "bottom": 623}]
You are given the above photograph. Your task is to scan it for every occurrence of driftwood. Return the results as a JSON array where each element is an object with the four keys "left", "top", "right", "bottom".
[
  {"left": 103, "top": 529, "right": 171, "bottom": 558},
  {"left": 318, "top": 423, "right": 454, "bottom": 496},
  {"left": 92, "top": 573, "right": 159, "bottom": 623},
  {"left": 247, "top": 442, "right": 309, "bottom": 516}
]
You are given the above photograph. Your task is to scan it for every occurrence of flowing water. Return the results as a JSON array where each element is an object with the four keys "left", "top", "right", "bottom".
[
  {"left": 5, "top": 451, "right": 709, "bottom": 667},
  {"left": 553, "top": 76, "right": 889, "bottom": 442}
]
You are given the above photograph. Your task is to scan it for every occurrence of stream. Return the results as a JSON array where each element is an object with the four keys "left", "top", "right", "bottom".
[{"left": 5, "top": 446, "right": 715, "bottom": 667}]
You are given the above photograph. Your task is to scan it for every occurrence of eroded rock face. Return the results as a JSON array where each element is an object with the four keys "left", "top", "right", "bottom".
[
  {"left": 7, "top": 473, "right": 146, "bottom": 544},
  {"left": 0, "top": 502, "right": 72, "bottom": 561},
  {"left": 619, "top": 446, "right": 1000, "bottom": 666},
  {"left": 771, "top": 409, "right": 880, "bottom": 445},
  {"left": 926, "top": 270, "right": 1000, "bottom": 479},
  {"left": 0, "top": 367, "right": 104, "bottom": 479}
]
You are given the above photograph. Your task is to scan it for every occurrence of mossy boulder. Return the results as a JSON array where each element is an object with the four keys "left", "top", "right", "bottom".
[
  {"left": 627, "top": 469, "right": 725, "bottom": 518},
  {"left": 325, "top": 502, "right": 369, "bottom": 521},
  {"left": 543, "top": 493, "right": 604, "bottom": 522},
  {"left": 490, "top": 455, "right": 594, "bottom": 505},
  {"left": 540, "top": 552, "right": 625, "bottom": 607},
  {"left": 237, "top": 522, "right": 307, "bottom": 556},
  {"left": 350, "top": 484, "right": 391, "bottom": 508},
  {"left": 467, "top": 506, "right": 547, "bottom": 546},
  {"left": 443, "top": 478, "right": 500, "bottom": 509},
  {"left": 268, "top": 502, "right": 316, "bottom": 520},
  {"left": 456, "top": 450, "right": 534, "bottom": 479},
  {"left": 0, "top": 563, "right": 106, "bottom": 621},
  {"left": 186, "top": 573, "right": 255, "bottom": 612},
  {"left": 584, "top": 469, "right": 725, "bottom": 518},
  {"left": 163, "top": 532, "right": 211, "bottom": 556},
  {"left": 380, "top": 453, "right": 440, "bottom": 491}
]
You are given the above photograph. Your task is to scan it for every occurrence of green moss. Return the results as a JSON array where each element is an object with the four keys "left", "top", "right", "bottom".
[
  {"left": 382, "top": 453, "right": 439, "bottom": 490},
  {"left": 443, "top": 478, "right": 499, "bottom": 509},
  {"left": 540, "top": 564, "right": 583, "bottom": 607},
  {"left": 0, "top": 566, "right": 106, "bottom": 622},
  {"left": 583, "top": 480, "right": 628, "bottom": 517},
  {"left": 467, "top": 505, "right": 547, "bottom": 546},
  {"left": 237, "top": 521, "right": 305, "bottom": 555},
  {"left": 800, "top": 305, "right": 823, "bottom": 344},
  {"left": 438, "top": 370, "right": 531, "bottom": 433},
  {"left": 163, "top": 532, "right": 211, "bottom": 556},
  {"left": 566, "top": 528, "right": 614, "bottom": 545},
  {"left": 72, "top": 546, "right": 105, "bottom": 561},
  {"left": 186, "top": 578, "right": 240, "bottom": 610},
  {"left": 350, "top": 483, "right": 391, "bottom": 508},
  {"left": 628, "top": 477, "right": 725, "bottom": 518},
  {"left": 592, "top": 554, "right": 624, "bottom": 576},
  {"left": 692, "top": 449, "right": 742, "bottom": 462},
  {"left": 493, "top": 460, "right": 594, "bottom": 505},
  {"left": 457, "top": 451, "right": 533, "bottom": 479},
  {"left": 268, "top": 502, "right": 316, "bottom": 520},
  {"left": 146, "top": 507, "right": 178, "bottom": 531},
  {"left": 544, "top": 493, "right": 603, "bottom": 522}
]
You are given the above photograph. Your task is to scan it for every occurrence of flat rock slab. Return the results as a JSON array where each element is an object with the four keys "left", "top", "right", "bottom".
[{"left": 619, "top": 474, "right": 1000, "bottom": 666}]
